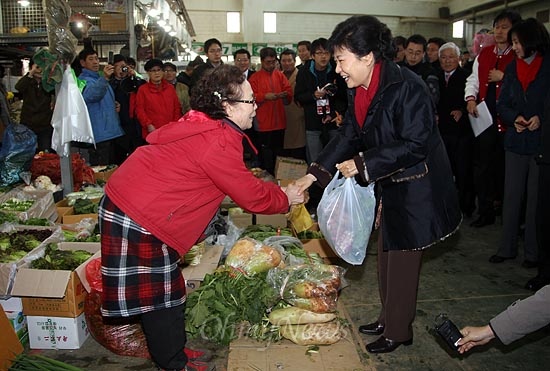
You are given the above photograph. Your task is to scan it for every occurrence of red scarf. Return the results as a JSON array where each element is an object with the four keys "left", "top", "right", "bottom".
[
  {"left": 355, "top": 62, "right": 382, "bottom": 128},
  {"left": 516, "top": 54, "right": 542, "bottom": 91}
]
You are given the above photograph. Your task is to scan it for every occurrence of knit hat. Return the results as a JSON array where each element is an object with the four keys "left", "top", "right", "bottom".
[{"left": 144, "top": 58, "right": 164, "bottom": 71}]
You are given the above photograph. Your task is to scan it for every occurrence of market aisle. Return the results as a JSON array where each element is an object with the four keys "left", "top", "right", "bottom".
[{"left": 33, "top": 216, "right": 550, "bottom": 370}]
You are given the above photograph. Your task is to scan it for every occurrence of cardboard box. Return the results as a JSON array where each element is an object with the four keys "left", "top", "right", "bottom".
[
  {"left": 0, "top": 296, "right": 23, "bottom": 312},
  {"left": 92, "top": 165, "right": 118, "bottom": 183},
  {"left": 0, "top": 309, "right": 23, "bottom": 370},
  {"left": 0, "top": 226, "right": 58, "bottom": 297},
  {"left": 27, "top": 312, "right": 89, "bottom": 349},
  {"left": 255, "top": 213, "right": 288, "bottom": 228},
  {"left": 100, "top": 13, "right": 127, "bottom": 32},
  {"left": 6, "top": 310, "right": 28, "bottom": 344},
  {"left": 182, "top": 245, "right": 223, "bottom": 293},
  {"left": 275, "top": 156, "right": 308, "bottom": 180},
  {"left": 11, "top": 242, "right": 100, "bottom": 317}
]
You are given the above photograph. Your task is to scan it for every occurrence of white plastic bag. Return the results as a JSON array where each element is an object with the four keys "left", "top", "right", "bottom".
[{"left": 317, "top": 171, "right": 375, "bottom": 265}]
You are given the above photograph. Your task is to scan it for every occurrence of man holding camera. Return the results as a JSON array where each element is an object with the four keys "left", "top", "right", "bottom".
[{"left": 109, "top": 54, "right": 146, "bottom": 164}]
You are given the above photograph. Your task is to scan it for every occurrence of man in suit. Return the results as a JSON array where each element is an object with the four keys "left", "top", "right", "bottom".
[
  {"left": 436, "top": 42, "right": 476, "bottom": 217},
  {"left": 233, "top": 48, "right": 255, "bottom": 80}
]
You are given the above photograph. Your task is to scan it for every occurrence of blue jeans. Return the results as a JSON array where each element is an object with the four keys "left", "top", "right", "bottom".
[{"left": 305, "top": 129, "right": 338, "bottom": 164}]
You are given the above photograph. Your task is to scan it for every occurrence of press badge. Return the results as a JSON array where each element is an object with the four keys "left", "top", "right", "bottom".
[{"left": 317, "top": 99, "right": 330, "bottom": 115}]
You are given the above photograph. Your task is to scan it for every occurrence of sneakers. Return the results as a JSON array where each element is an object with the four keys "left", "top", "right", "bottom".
[{"left": 184, "top": 360, "right": 216, "bottom": 371}]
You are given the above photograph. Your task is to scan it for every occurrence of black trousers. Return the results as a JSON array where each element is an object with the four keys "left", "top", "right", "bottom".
[
  {"left": 141, "top": 303, "right": 188, "bottom": 370},
  {"left": 255, "top": 129, "right": 285, "bottom": 176},
  {"left": 472, "top": 125, "right": 504, "bottom": 217},
  {"left": 441, "top": 133, "right": 475, "bottom": 214}
]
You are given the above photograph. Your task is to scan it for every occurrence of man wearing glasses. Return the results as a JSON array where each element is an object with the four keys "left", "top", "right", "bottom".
[
  {"left": 399, "top": 34, "right": 440, "bottom": 105},
  {"left": 249, "top": 47, "right": 293, "bottom": 175},
  {"left": 190, "top": 38, "right": 224, "bottom": 91}
]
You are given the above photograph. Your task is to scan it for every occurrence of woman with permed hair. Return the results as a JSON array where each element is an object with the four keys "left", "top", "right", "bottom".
[
  {"left": 295, "top": 15, "right": 461, "bottom": 353},
  {"left": 99, "top": 64, "right": 304, "bottom": 370}
]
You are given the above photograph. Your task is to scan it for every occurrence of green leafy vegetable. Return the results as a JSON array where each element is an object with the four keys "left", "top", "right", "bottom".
[{"left": 31, "top": 243, "right": 93, "bottom": 271}]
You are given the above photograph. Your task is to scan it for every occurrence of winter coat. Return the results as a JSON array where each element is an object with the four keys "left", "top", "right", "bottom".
[
  {"left": 135, "top": 79, "right": 182, "bottom": 139},
  {"left": 309, "top": 60, "right": 461, "bottom": 251},
  {"left": 249, "top": 69, "right": 293, "bottom": 132},
  {"left": 79, "top": 69, "right": 124, "bottom": 143},
  {"left": 497, "top": 55, "right": 550, "bottom": 155},
  {"left": 15, "top": 74, "right": 54, "bottom": 132},
  {"left": 105, "top": 110, "right": 290, "bottom": 255}
]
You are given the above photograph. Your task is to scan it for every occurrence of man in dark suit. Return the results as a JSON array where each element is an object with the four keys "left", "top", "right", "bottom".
[
  {"left": 233, "top": 48, "right": 255, "bottom": 80},
  {"left": 437, "top": 42, "right": 475, "bottom": 217}
]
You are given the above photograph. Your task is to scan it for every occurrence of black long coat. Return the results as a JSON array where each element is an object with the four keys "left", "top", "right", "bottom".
[{"left": 309, "top": 60, "right": 461, "bottom": 251}]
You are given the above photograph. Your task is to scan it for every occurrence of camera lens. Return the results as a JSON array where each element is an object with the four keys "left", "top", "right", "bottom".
[{"left": 122, "top": 66, "right": 128, "bottom": 72}]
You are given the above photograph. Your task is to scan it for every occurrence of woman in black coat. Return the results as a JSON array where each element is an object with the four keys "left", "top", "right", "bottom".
[{"left": 295, "top": 15, "right": 461, "bottom": 353}]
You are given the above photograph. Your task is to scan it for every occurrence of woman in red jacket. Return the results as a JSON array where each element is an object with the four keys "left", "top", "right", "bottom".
[
  {"left": 135, "top": 58, "right": 182, "bottom": 140},
  {"left": 100, "top": 65, "right": 304, "bottom": 371}
]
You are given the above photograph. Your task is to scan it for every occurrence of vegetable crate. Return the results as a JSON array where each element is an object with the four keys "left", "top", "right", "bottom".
[{"left": 11, "top": 242, "right": 100, "bottom": 317}]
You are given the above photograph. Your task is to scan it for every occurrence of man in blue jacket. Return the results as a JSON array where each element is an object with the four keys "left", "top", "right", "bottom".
[{"left": 78, "top": 48, "right": 124, "bottom": 165}]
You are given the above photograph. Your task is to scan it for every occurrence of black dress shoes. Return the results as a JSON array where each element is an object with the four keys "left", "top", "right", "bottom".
[
  {"left": 358, "top": 322, "right": 385, "bottom": 335},
  {"left": 366, "top": 336, "right": 413, "bottom": 353},
  {"left": 488, "top": 255, "right": 515, "bottom": 263},
  {"left": 470, "top": 215, "right": 495, "bottom": 228},
  {"left": 525, "top": 276, "right": 550, "bottom": 291}
]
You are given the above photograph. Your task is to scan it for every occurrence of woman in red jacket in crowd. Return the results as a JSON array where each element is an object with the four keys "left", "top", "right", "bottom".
[{"left": 99, "top": 65, "right": 304, "bottom": 371}]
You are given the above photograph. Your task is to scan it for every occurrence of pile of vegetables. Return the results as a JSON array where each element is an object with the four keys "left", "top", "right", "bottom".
[
  {"left": 0, "top": 229, "right": 52, "bottom": 263},
  {"left": 31, "top": 243, "right": 93, "bottom": 271},
  {"left": 73, "top": 199, "right": 99, "bottom": 215},
  {"left": 185, "top": 235, "right": 346, "bottom": 346},
  {"left": 0, "top": 198, "right": 34, "bottom": 212},
  {"left": 0, "top": 211, "right": 51, "bottom": 226},
  {"left": 62, "top": 228, "right": 100, "bottom": 243},
  {"left": 9, "top": 353, "right": 83, "bottom": 370},
  {"left": 239, "top": 224, "right": 292, "bottom": 240}
]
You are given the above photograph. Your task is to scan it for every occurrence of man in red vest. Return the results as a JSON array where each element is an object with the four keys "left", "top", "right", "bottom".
[{"left": 464, "top": 10, "right": 522, "bottom": 229}]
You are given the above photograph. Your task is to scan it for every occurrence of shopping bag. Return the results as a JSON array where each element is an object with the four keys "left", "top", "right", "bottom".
[
  {"left": 317, "top": 171, "right": 375, "bottom": 265},
  {"left": 0, "top": 123, "right": 37, "bottom": 186}
]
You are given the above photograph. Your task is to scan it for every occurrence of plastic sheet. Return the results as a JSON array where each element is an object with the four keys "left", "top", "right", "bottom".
[{"left": 0, "top": 124, "right": 37, "bottom": 186}]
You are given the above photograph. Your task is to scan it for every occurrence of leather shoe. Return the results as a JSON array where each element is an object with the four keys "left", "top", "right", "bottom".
[
  {"left": 470, "top": 215, "right": 495, "bottom": 228},
  {"left": 366, "top": 336, "right": 413, "bottom": 353},
  {"left": 525, "top": 276, "right": 550, "bottom": 291},
  {"left": 521, "top": 260, "right": 538, "bottom": 269},
  {"left": 358, "top": 322, "right": 385, "bottom": 335},
  {"left": 489, "top": 255, "right": 515, "bottom": 263}
]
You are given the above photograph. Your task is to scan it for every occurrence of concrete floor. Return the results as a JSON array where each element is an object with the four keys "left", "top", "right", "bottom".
[{"left": 30, "top": 214, "right": 550, "bottom": 370}]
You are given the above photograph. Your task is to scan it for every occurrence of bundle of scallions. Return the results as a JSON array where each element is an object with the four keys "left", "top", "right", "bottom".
[{"left": 9, "top": 353, "right": 83, "bottom": 370}]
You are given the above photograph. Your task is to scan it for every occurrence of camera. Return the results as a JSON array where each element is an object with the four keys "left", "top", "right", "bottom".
[
  {"left": 321, "top": 83, "right": 337, "bottom": 96},
  {"left": 121, "top": 66, "right": 129, "bottom": 72},
  {"left": 435, "top": 314, "right": 463, "bottom": 351}
]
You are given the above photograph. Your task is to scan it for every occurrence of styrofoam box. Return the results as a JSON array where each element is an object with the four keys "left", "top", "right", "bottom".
[{"left": 27, "top": 312, "right": 89, "bottom": 349}]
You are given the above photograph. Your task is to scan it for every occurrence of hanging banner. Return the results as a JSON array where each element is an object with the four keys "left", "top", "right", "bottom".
[{"left": 252, "top": 43, "right": 296, "bottom": 56}]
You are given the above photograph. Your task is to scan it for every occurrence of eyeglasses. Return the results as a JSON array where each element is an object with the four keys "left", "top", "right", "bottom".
[
  {"left": 227, "top": 98, "right": 256, "bottom": 104},
  {"left": 148, "top": 68, "right": 163, "bottom": 73},
  {"left": 209, "top": 48, "right": 222, "bottom": 54},
  {"left": 314, "top": 51, "right": 330, "bottom": 56}
]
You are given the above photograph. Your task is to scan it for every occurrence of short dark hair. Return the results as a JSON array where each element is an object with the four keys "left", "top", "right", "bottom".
[
  {"left": 259, "top": 47, "right": 277, "bottom": 60},
  {"left": 493, "top": 9, "right": 522, "bottom": 27},
  {"left": 280, "top": 49, "right": 296, "bottom": 60},
  {"left": 427, "top": 37, "right": 446, "bottom": 48},
  {"left": 113, "top": 54, "right": 126, "bottom": 64},
  {"left": 328, "top": 15, "right": 394, "bottom": 62},
  {"left": 393, "top": 36, "right": 407, "bottom": 48},
  {"left": 406, "top": 34, "right": 427, "bottom": 51},
  {"left": 78, "top": 48, "right": 98, "bottom": 61},
  {"left": 297, "top": 40, "right": 311, "bottom": 51},
  {"left": 127, "top": 57, "right": 137, "bottom": 67},
  {"left": 233, "top": 48, "right": 251, "bottom": 60},
  {"left": 311, "top": 38, "right": 329, "bottom": 54},
  {"left": 204, "top": 38, "right": 222, "bottom": 53},
  {"left": 508, "top": 18, "right": 550, "bottom": 57},
  {"left": 190, "top": 64, "right": 246, "bottom": 119},
  {"left": 163, "top": 62, "right": 177, "bottom": 71}
]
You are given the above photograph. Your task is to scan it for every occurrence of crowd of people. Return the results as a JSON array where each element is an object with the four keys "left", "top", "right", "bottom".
[{"left": 1, "top": 9, "right": 549, "bottom": 369}]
